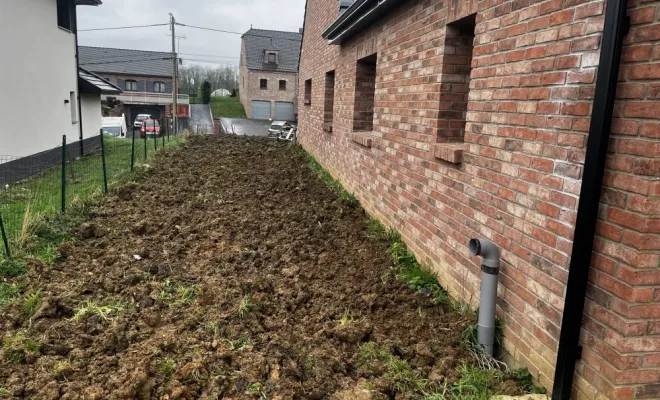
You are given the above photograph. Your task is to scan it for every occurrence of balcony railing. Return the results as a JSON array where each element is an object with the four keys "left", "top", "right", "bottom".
[{"left": 102, "top": 92, "right": 190, "bottom": 105}]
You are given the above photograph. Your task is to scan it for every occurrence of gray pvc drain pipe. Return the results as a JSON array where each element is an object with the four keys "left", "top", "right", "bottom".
[{"left": 468, "top": 238, "right": 500, "bottom": 356}]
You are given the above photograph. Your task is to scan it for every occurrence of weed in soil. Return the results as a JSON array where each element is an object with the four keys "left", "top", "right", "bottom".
[
  {"left": 0, "top": 259, "right": 27, "bottom": 278},
  {"left": 0, "top": 283, "right": 20, "bottom": 306},
  {"left": 3, "top": 331, "right": 39, "bottom": 364},
  {"left": 71, "top": 300, "right": 127, "bottom": 321}
]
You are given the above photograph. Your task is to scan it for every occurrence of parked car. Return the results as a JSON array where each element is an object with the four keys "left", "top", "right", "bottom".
[
  {"left": 140, "top": 118, "right": 161, "bottom": 138},
  {"left": 134, "top": 114, "right": 152, "bottom": 128},
  {"left": 268, "top": 121, "right": 290, "bottom": 137},
  {"left": 102, "top": 116, "right": 127, "bottom": 138}
]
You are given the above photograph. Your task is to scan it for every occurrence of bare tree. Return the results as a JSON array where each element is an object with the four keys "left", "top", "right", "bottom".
[{"left": 179, "top": 65, "right": 239, "bottom": 95}]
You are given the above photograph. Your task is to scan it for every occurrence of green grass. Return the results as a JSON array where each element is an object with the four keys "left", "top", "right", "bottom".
[
  {"left": 211, "top": 97, "right": 246, "bottom": 118},
  {"left": 0, "top": 136, "right": 183, "bottom": 256}
]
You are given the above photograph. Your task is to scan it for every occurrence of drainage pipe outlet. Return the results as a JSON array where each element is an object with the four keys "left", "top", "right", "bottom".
[{"left": 468, "top": 238, "right": 500, "bottom": 356}]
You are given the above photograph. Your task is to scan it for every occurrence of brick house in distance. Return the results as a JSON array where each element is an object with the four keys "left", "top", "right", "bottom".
[
  {"left": 79, "top": 46, "right": 189, "bottom": 128},
  {"left": 298, "top": 0, "right": 659, "bottom": 399},
  {"left": 239, "top": 29, "right": 302, "bottom": 120}
]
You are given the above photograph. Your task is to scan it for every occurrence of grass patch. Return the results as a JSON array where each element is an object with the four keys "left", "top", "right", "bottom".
[
  {"left": 211, "top": 97, "right": 247, "bottom": 118},
  {"left": 71, "top": 300, "right": 127, "bottom": 321},
  {"left": 0, "top": 283, "right": 20, "bottom": 306},
  {"left": 157, "top": 279, "right": 200, "bottom": 307},
  {"left": 2, "top": 331, "right": 39, "bottom": 363},
  {"left": 0, "top": 259, "right": 27, "bottom": 278},
  {"left": 21, "top": 290, "right": 42, "bottom": 318},
  {"left": 305, "top": 155, "right": 360, "bottom": 207},
  {"left": 155, "top": 357, "right": 176, "bottom": 377},
  {"left": 512, "top": 367, "right": 546, "bottom": 394},
  {"left": 236, "top": 293, "right": 253, "bottom": 318},
  {"left": 0, "top": 387, "right": 12, "bottom": 397},
  {"left": 337, "top": 309, "right": 354, "bottom": 326},
  {"left": 358, "top": 343, "right": 428, "bottom": 394}
]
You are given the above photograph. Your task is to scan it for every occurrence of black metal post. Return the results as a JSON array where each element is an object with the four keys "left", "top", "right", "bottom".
[
  {"left": 144, "top": 129, "right": 147, "bottom": 160},
  {"left": 131, "top": 127, "right": 136, "bottom": 171},
  {"left": 552, "top": 0, "right": 629, "bottom": 398},
  {"left": 154, "top": 126, "right": 158, "bottom": 151},
  {"left": 61, "top": 135, "right": 66, "bottom": 213},
  {"left": 0, "top": 214, "right": 11, "bottom": 260},
  {"left": 162, "top": 119, "right": 166, "bottom": 147},
  {"left": 99, "top": 129, "right": 108, "bottom": 193}
]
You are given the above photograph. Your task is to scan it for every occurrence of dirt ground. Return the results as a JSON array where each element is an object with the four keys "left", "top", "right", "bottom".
[{"left": 0, "top": 135, "right": 522, "bottom": 399}]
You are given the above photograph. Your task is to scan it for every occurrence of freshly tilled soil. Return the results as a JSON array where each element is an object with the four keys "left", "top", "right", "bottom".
[{"left": 1, "top": 135, "right": 511, "bottom": 399}]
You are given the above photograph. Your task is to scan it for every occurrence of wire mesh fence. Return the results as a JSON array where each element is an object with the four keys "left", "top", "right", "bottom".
[{"left": 0, "top": 122, "right": 185, "bottom": 260}]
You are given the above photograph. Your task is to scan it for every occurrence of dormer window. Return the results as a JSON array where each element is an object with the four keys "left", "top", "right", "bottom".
[{"left": 264, "top": 41, "right": 280, "bottom": 64}]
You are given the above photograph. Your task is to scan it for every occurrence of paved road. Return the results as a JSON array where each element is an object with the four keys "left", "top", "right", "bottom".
[
  {"left": 189, "top": 104, "right": 214, "bottom": 134},
  {"left": 220, "top": 118, "right": 270, "bottom": 137}
]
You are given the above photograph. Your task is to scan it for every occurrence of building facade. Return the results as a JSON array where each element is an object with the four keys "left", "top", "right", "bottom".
[
  {"left": 0, "top": 0, "right": 105, "bottom": 158},
  {"left": 298, "top": 0, "right": 660, "bottom": 398},
  {"left": 239, "top": 29, "right": 302, "bottom": 121},
  {"left": 79, "top": 46, "right": 189, "bottom": 127}
]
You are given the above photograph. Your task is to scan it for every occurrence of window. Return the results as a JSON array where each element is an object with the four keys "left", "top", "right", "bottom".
[
  {"left": 57, "top": 0, "right": 72, "bottom": 30},
  {"left": 268, "top": 53, "right": 276, "bottom": 63},
  {"left": 324, "top": 71, "right": 336, "bottom": 132},
  {"left": 279, "top": 80, "right": 287, "bottom": 91},
  {"left": 260, "top": 79, "right": 268, "bottom": 89},
  {"left": 437, "top": 15, "right": 475, "bottom": 141},
  {"left": 304, "top": 79, "right": 312, "bottom": 105},
  {"left": 69, "top": 91, "right": 77, "bottom": 124},
  {"left": 125, "top": 80, "right": 138, "bottom": 91},
  {"left": 154, "top": 81, "right": 166, "bottom": 93},
  {"left": 353, "top": 54, "right": 377, "bottom": 132}
]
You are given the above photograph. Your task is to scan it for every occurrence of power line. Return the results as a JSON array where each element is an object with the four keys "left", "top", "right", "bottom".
[
  {"left": 80, "top": 57, "right": 172, "bottom": 66},
  {"left": 179, "top": 52, "right": 240, "bottom": 59},
  {"left": 79, "top": 23, "right": 169, "bottom": 32},
  {"left": 181, "top": 58, "right": 240, "bottom": 65},
  {"left": 175, "top": 22, "right": 302, "bottom": 42}
]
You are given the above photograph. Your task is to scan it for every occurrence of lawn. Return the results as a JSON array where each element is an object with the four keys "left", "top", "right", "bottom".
[
  {"left": 0, "top": 135, "right": 181, "bottom": 246},
  {"left": 211, "top": 96, "right": 247, "bottom": 118}
]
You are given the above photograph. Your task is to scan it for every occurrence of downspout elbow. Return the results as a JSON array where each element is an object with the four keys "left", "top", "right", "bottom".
[{"left": 469, "top": 238, "right": 500, "bottom": 269}]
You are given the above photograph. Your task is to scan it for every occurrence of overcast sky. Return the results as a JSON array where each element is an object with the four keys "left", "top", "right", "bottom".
[{"left": 78, "top": 0, "right": 306, "bottom": 68}]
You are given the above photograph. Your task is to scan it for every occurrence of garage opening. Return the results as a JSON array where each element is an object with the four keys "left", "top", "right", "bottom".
[
  {"left": 274, "top": 102, "right": 294, "bottom": 121},
  {"left": 251, "top": 100, "right": 271, "bottom": 120}
]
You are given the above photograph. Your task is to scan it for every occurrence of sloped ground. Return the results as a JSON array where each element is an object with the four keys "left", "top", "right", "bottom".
[{"left": 0, "top": 136, "right": 523, "bottom": 399}]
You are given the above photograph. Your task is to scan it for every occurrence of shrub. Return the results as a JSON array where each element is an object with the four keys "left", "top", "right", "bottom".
[{"left": 201, "top": 81, "right": 212, "bottom": 104}]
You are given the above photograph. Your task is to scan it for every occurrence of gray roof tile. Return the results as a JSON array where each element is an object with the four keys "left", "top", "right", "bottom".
[
  {"left": 243, "top": 29, "right": 302, "bottom": 73},
  {"left": 79, "top": 46, "right": 172, "bottom": 77}
]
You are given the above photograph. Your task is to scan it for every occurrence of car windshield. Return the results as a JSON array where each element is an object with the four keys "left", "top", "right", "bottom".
[
  {"left": 102, "top": 127, "right": 121, "bottom": 136},
  {"left": 137, "top": 116, "right": 148, "bottom": 121},
  {"left": 270, "top": 125, "right": 282, "bottom": 130}
]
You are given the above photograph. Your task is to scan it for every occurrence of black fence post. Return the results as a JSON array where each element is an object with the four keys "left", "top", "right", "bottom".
[
  {"left": 162, "top": 119, "right": 166, "bottom": 147},
  {"left": 143, "top": 129, "right": 147, "bottom": 161},
  {"left": 131, "top": 127, "right": 136, "bottom": 171},
  {"left": 154, "top": 127, "right": 157, "bottom": 151},
  {"left": 0, "top": 214, "right": 11, "bottom": 260},
  {"left": 100, "top": 129, "right": 108, "bottom": 193},
  {"left": 61, "top": 135, "right": 66, "bottom": 213}
]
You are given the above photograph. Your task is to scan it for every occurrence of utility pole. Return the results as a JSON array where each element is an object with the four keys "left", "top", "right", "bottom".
[{"left": 170, "top": 13, "right": 178, "bottom": 135}]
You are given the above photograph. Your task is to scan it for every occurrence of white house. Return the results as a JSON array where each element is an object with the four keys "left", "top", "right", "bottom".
[{"left": 0, "top": 0, "right": 119, "bottom": 159}]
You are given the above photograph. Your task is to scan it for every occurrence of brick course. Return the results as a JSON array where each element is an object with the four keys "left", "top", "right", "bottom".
[{"left": 298, "top": 0, "right": 660, "bottom": 398}]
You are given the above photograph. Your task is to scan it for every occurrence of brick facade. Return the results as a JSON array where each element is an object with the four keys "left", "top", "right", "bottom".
[
  {"left": 297, "top": 0, "right": 660, "bottom": 398},
  {"left": 239, "top": 38, "right": 299, "bottom": 119}
]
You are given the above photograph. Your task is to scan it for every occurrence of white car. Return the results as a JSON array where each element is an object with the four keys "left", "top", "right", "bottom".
[
  {"left": 268, "top": 121, "right": 289, "bottom": 137},
  {"left": 134, "top": 114, "right": 152, "bottom": 128},
  {"left": 102, "top": 116, "right": 127, "bottom": 138}
]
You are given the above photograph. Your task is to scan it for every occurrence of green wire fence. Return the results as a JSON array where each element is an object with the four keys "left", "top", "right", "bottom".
[{"left": 0, "top": 118, "right": 186, "bottom": 259}]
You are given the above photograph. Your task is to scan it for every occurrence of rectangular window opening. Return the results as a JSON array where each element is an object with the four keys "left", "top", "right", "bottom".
[
  {"left": 324, "top": 71, "right": 336, "bottom": 132},
  {"left": 154, "top": 82, "right": 166, "bottom": 93},
  {"left": 260, "top": 79, "right": 268, "bottom": 89},
  {"left": 439, "top": 15, "right": 476, "bottom": 142},
  {"left": 279, "top": 80, "right": 287, "bottom": 91},
  {"left": 304, "top": 79, "right": 312, "bottom": 105},
  {"left": 70, "top": 91, "right": 77, "bottom": 124},
  {"left": 353, "top": 53, "right": 377, "bottom": 132},
  {"left": 125, "top": 80, "right": 138, "bottom": 92},
  {"left": 57, "top": 0, "right": 72, "bottom": 30},
  {"left": 268, "top": 53, "right": 276, "bottom": 63}
]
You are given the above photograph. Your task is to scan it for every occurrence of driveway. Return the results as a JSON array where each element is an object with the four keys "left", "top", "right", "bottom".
[
  {"left": 189, "top": 104, "right": 214, "bottom": 134},
  {"left": 220, "top": 118, "right": 270, "bottom": 136}
]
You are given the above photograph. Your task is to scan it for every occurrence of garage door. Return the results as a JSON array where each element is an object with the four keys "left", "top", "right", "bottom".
[
  {"left": 274, "top": 102, "right": 295, "bottom": 121},
  {"left": 251, "top": 101, "right": 271, "bottom": 119}
]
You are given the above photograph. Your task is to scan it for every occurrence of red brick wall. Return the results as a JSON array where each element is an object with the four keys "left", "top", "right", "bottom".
[{"left": 297, "top": 0, "right": 660, "bottom": 398}]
